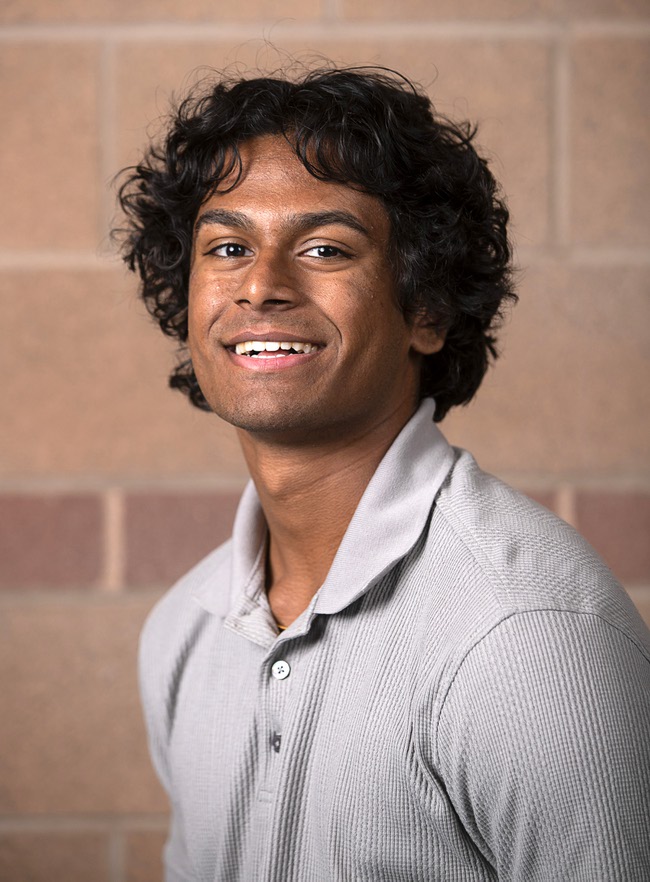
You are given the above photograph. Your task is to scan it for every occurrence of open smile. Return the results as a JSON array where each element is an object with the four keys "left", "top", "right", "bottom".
[
  {"left": 233, "top": 340, "right": 320, "bottom": 357},
  {"left": 225, "top": 337, "right": 323, "bottom": 372}
]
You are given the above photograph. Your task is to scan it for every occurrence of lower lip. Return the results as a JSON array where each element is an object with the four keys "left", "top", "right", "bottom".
[{"left": 227, "top": 349, "right": 321, "bottom": 372}]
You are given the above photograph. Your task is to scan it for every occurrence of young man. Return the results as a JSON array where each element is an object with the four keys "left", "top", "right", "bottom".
[{"left": 118, "top": 68, "right": 650, "bottom": 880}]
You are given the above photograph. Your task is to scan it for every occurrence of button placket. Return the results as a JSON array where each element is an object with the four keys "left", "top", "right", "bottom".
[
  {"left": 258, "top": 652, "right": 293, "bottom": 800},
  {"left": 269, "top": 658, "right": 291, "bottom": 755}
]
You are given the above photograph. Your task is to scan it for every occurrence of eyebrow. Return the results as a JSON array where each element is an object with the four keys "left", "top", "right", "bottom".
[{"left": 193, "top": 208, "right": 370, "bottom": 238}]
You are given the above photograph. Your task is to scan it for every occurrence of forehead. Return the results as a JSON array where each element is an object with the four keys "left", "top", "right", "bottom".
[{"left": 205, "top": 135, "right": 390, "bottom": 234}]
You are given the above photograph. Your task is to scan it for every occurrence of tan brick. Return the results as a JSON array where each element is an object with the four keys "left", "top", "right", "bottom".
[
  {"left": 0, "top": 268, "right": 247, "bottom": 478},
  {"left": 0, "top": 495, "right": 102, "bottom": 590},
  {"left": 0, "top": 832, "right": 109, "bottom": 882},
  {"left": 575, "top": 492, "right": 650, "bottom": 584},
  {"left": 342, "top": 0, "right": 558, "bottom": 21},
  {"left": 571, "top": 38, "right": 650, "bottom": 246},
  {"left": 0, "top": 0, "right": 321, "bottom": 23},
  {"left": 378, "top": 39, "right": 551, "bottom": 249},
  {"left": 125, "top": 492, "right": 240, "bottom": 587},
  {"left": 116, "top": 43, "right": 281, "bottom": 171},
  {"left": 116, "top": 39, "right": 551, "bottom": 250},
  {"left": 0, "top": 43, "right": 100, "bottom": 250},
  {"left": 0, "top": 599, "right": 167, "bottom": 813},
  {"left": 442, "top": 264, "right": 650, "bottom": 477},
  {"left": 124, "top": 830, "right": 167, "bottom": 882}
]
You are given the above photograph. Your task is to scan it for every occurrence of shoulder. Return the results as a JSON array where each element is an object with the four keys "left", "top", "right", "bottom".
[
  {"left": 411, "top": 446, "right": 650, "bottom": 716},
  {"left": 430, "top": 448, "right": 645, "bottom": 638},
  {"left": 412, "top": 452, "right": 650, "bottom": 873}
]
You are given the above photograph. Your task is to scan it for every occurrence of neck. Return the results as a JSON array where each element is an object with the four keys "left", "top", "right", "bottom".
[{"left": 238, "top": 404, "right": 416, "bottom": 627}]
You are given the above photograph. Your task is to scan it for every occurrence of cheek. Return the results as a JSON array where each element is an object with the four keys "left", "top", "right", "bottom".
[
  {"left": 334, "top": 270, "right": 398, "bottom": 338},
  {"left": 187, "top": 278, "right": 226, "bottom": 343}
]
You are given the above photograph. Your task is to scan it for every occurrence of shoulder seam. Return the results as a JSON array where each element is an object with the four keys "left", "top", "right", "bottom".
[{"left": 431, "top": 607, "right": 650, "bottom": 770}]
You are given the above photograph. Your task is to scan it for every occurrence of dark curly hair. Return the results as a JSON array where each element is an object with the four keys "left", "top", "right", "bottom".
[{"left": 116, "top": 65, "right": 515, "bottom": 421}]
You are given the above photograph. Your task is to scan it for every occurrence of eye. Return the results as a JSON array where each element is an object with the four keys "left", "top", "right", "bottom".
[
  {"left": 207, "top": 242, "right": 251, "bottom": 258},
  {"left": 303, "top": 245, "right": 351, "bottom": 259}
]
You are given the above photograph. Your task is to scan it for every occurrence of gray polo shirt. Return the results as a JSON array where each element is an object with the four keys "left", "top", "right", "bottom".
[{"left": 139, "top": 399, "right": 650, "bottom": 881}]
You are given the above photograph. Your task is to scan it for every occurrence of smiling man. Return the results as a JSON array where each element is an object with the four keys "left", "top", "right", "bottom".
[{"left": 118, "top": 68, "right": 649, "bottom": 881}]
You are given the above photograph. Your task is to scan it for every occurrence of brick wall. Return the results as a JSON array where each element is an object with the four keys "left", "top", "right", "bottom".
[{"left": 1, "top": 2, "right": 648, "bottom": 879}]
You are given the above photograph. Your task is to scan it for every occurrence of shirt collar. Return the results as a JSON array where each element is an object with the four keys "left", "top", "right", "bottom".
[
  {"left": 194, "top": 399, "right": 455, "bottom": 634},
  {"left": 313, "top": 398, "right": 455, "bottom": 615}
]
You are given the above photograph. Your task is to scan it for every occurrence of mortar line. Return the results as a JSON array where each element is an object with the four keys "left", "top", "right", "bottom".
[
  {"left": 1, "top": 472, "right": 648, "bottom": 494},
  {"left": 0, "top": 475, "right": 249, "bottom": 493},
  {"left": 0, "top": 815, "right": 169, "bottom": 832},
  {"left": 108, "top": 828, "right": 126, "bottom": 882},
  {"left": 102, "top": 487, "right": 126, "bottom": 593},
  {"left": 555, "top": 484, "right": 577, "bottom": 527},
  {"left": 99, "top": 38, "right": 119, "bottom": 257},
  {"left": 552, "top": 30, "right": 571, "bottom": 248},
  {"left": 0, "top": 21, "right": 564, "bottom": 42},
  {"left": 323, "top": 0, "right": 341, "bottom": 23},
  {"left": 0, "top": 590, "right": 165, "bottom": 608},
  {"left": 571, "top": 21, "right": 650, "bottom": 38},
  {"left": 516, "top": 246, "right": 650, "bottom": 267},
  {"left": 1, "top": 19, "right": 649, "bottom": 42},
  {"left": 0, "top": 251, "right": 118, "bottom": 269}
]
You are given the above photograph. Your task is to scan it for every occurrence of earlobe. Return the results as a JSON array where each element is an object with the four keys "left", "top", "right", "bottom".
[{"left": 410, "top": 314, "right": 446, "bottom": 355}]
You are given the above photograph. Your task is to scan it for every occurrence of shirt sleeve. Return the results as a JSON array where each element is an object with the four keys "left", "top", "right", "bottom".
[
  {"left": 138, "top": 609, "right": 194, "bottom": 882},
  {"left": 435, "top": 609, "right": 650, "bottom": 881}
]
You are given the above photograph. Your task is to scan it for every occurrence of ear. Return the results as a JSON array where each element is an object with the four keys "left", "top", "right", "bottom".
[{"left": 409, "top": 312, "right": 446, "bottom": 355}]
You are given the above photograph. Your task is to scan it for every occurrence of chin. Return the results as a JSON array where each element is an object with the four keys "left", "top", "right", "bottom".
[{"left": 211, "top": 397, "right": 323, "bottom": 439}]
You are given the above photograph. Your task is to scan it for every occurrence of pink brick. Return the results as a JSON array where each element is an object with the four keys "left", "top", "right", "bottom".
[
  {"left": 575, "top": 492, "right": 650, "bottom": 584},
  {"left": 125, "top": 492, "right": 240, "bottom": 587},
  {"left": 0, "top": 495, "right": 102, "bottom": 589}
]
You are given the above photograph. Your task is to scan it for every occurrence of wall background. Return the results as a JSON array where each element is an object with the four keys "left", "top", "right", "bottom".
[{"left": 1, "top": 1, "right": 649, "bottom": 880}]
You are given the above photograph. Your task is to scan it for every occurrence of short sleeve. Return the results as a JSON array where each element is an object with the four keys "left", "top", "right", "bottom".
[
  {"left": 436, "top": 610, "right": 650, "bottom": 881},
  {"left": 138, "top": 610, "right": 194, "bottom": 882}
]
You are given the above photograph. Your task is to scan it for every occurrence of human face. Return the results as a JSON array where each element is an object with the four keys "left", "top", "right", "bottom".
[{"left": 188, "top": 135, "right": 442, "bottom": 446}]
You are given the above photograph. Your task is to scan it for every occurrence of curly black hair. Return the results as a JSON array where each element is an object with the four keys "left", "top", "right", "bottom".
[{"left": 116, "top": 65, "right": 515, "bottom": 422}]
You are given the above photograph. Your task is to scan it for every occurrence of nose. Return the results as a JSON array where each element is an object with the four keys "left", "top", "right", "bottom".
[{"left": 236, "top": 251, "right": 298, "bottom": 312}]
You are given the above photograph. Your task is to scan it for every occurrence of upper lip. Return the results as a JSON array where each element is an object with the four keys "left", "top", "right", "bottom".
[{"left": 223, "top": 330, "right": 323, "bottom": 347}]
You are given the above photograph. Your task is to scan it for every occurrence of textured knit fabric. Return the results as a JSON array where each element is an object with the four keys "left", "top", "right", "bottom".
[{"left": 139, "top": 399, "right": 650, "bottom": 882}]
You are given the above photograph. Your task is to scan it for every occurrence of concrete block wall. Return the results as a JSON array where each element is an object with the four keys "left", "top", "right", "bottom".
[{"left": 1, "top": 2, "right": 649, "bottom": 879}]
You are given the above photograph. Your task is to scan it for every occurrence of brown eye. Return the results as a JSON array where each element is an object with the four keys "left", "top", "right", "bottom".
[
  {"left": 304, "top": 245, "right": 350, "bottom": 258},
  {"left": 209, "top": 243, "right": 250, "bottom": 257}
]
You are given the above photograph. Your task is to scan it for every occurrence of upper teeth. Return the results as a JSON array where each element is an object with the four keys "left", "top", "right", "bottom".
[{"left": 234, "top": 341, "right": 317, "bottom": 355}]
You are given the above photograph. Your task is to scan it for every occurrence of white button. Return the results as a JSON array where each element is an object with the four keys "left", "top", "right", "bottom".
[{"left": 271, "top": 660, "right": 291, "bottom": 680}]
